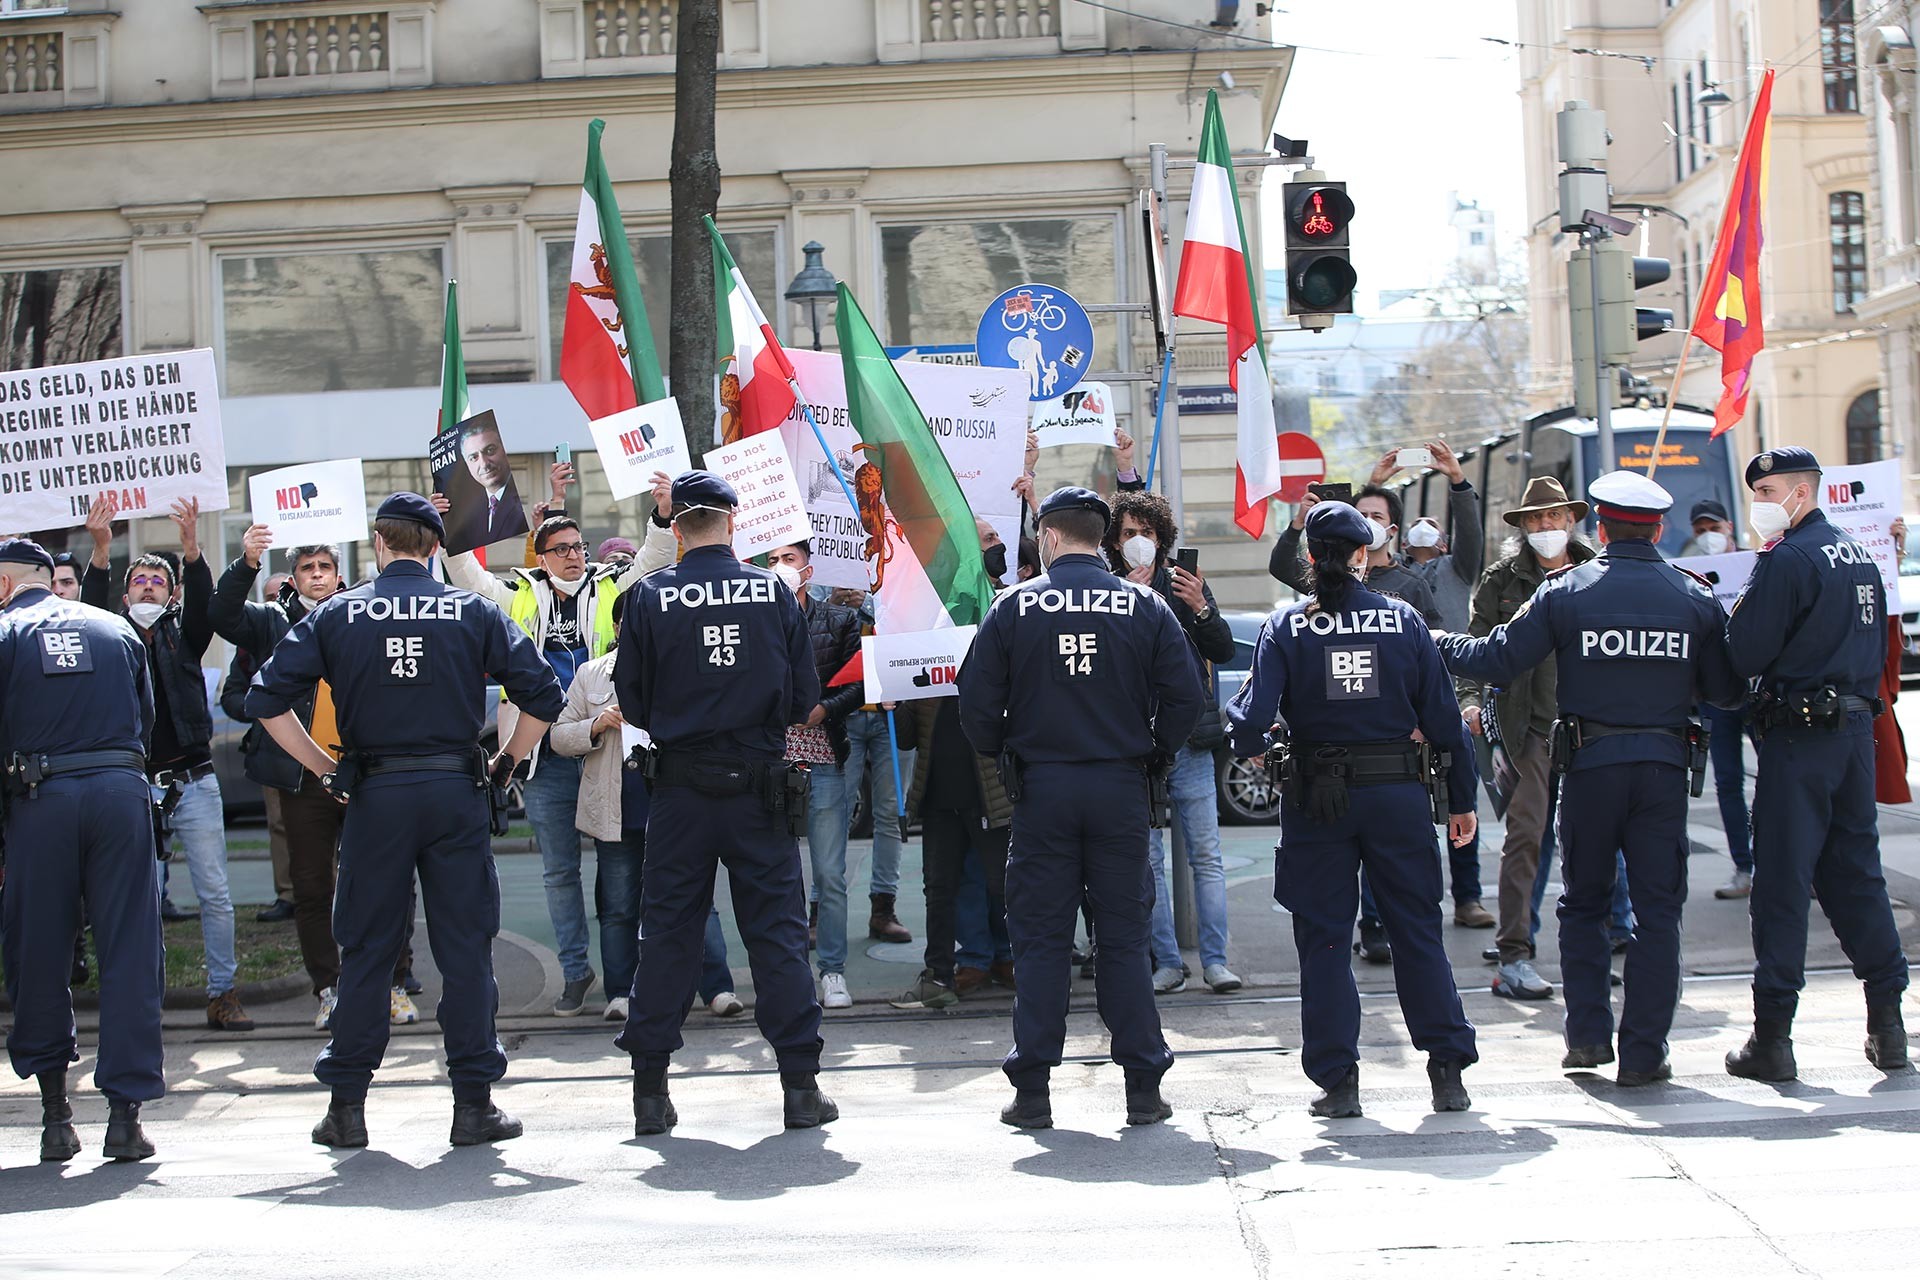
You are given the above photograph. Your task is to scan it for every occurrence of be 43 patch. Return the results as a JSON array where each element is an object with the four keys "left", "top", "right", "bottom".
[
  {"left": 1325, "top": 644, "right": 1378, "bottom": 700},
  {"left": 40, "top": 630, "right": 92, "bottom": 675},
  {"left": 380, "top": 634, "right": 433, "bottom": 685}
]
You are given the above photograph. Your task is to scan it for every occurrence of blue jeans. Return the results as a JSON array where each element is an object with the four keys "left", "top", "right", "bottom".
[
  {"left": 807, "top": 761, "right": 854, "bottom": 976},
  {"left": 1701, "top": 702, "right": 1752, "bottom": 872},
  {"left": 524, "top": 752, "right": 590, "bottom": 982},
  {"left": 162, "top": 774, "right": 237, "bottom": 997},
  {"left": 1147, "top": 744, "right": 1230, "bottom": 970},
  {"left": 843, "top": 710, "right": 910, "bottom": 896},
  {"left": 954, "top": 844, "right": 1011, "bottom": 970},
  {"left": 614, "top": 828, "right": 733, "bottom": 1003}
]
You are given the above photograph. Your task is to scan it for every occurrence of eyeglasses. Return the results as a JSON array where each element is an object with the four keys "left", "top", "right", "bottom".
[
  {"left": 128, "top": 575, "right": 171, "bottom": 590},
  {"left": 542, "top": 542, "right": 587, "bottom": 558}
]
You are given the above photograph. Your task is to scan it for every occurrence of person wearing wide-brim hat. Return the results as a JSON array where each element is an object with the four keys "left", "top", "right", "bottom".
[{"left": 1456, "top": 475, "right": 1596, "bottom": 1002}]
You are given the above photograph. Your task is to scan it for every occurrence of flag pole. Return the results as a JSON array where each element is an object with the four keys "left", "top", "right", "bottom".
[
  {"left": 1144, "top": 346, "right": 1175, "bottom": 488},
  {"left": 885, "top": 707, "right": 909, "bottom": 819},
  {"left": 788, "top": 382, "right": 864, "bottom": 514},
  {"left": 1644, "top": 331, "right": 1697, "bottom": 484}
]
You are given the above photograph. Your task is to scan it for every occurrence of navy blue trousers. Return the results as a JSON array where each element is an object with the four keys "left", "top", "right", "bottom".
[
  {"left": 1277, "top": 781, "right": 1476, "bottom": 1089},
  {"left": 1555, "top": 762, "right": 1688, "bottom": 1073},
  {"left": 616, "top": 783, "right": 822, "bottom": 1074},
  {"left": 2, "top": 770, "right": 163, "bottom": 1103},
  {"left": 317, "top": 774, "right": 505, "bottom": 1099},
  {"left": 1003, "top": 761, "right": 1170, "bottom": 1089},
  {"left": 1750, "top": 719, "right": 1909, "bottom": 1020}
]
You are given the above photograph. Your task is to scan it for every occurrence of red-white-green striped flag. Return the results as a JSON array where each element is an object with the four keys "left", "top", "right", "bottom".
[
  {"left": 561, "top": 118, "right": 666, "bottom": 421},
  {"left": 708, "top": 217, "right": 798, "bottom": 445},
  {"left": 1172, "top": 90, "right": 1281, "bottom": 538}
]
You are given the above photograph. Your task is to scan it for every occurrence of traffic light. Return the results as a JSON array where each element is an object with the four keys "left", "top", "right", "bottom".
[
  {"left": 1283, "top": 180, "right": 1357, "bottom": 318},
  {"left": 1597, "top": 241, "right": 1673, "bottom": 362},
  {"left": 1568, "top": 244, "right": 1600, "bottom": 419}
]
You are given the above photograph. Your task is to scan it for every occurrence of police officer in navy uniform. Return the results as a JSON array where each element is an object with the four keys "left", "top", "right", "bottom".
[
  {"left": 1436, "top": 473, "right": 1744, "bottom": 1086},
  {"left": 246, "top": 493, "right": 564, "bottom": 1148},
  {"left": 958, "top": 486, "right": 1202, "bottom": 1130},
  {"left": 0, "top": 538, "right": 163, "bottom": 1162},
  {"left": 613, "top": 471, "right": 835, "bottom": 1134},
  {"left": 1724, "top": 447, "right": 1910, "bottom": 1079},
  {"left": 1227, "top": 502, "right": 1479, "bottom": 1118}
]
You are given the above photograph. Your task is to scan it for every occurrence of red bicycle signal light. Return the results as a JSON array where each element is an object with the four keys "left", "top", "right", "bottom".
[{"left": 1284, "top": 183, "right": 1353, "bottom": 247}]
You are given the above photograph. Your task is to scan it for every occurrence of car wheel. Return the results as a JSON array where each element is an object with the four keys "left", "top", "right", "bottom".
[{"left": 1216, "top": 751, "right": 1279, "bottom": 825}]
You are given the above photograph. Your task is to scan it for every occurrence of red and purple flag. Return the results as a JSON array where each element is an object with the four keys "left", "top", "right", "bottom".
[{"left": 1690, "top": 68, "right": 1773, "bottom": 439}]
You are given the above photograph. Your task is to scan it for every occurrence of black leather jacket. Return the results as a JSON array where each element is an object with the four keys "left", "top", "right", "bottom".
[
  {"left": 83, "top": 553, "right": 215, "bottom": 763},
  {"left": 208, "top": 554, "right": 318, "bottom": 792},
  {"left": 801, "top": 594, "right": 865, "bottom": 763}
]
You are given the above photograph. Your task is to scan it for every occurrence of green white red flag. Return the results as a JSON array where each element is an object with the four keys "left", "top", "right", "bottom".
[
  {"left": 1171, "top": 90, "right": 1281, "bottom": 538},
  {"left": 708, "top": 217, "right": 798, "bottom": 444},
  {"left": 561, "top": 118, "right": 666, "bottom": 421}
]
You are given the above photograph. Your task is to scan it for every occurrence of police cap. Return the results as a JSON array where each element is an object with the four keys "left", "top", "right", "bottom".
[
  {"left": 1744, "top": 446, "right": 1822, "bottom": 489},
  {"left": 375, "top": 491, "right": 446, "bottom": 540},
  {"left": 1588, "top": 470, "right": 1673, "bottom": 524},
  {"left": 0, "top": 537, "right": 54, "bottom": 572},
  {"left": 1037, "top": 486, "right": 1111, "bottom": 526},
  {"left": 1304, "top": 500, "right": 1385, "bottom": 550},
  {"left": 670, "top": 469, "right": 739, "bottom": 511}
]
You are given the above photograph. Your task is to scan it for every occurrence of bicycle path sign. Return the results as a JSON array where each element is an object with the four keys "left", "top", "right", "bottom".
[{"left": 975, "top": 283, "right": 1096, "bottom": 403}]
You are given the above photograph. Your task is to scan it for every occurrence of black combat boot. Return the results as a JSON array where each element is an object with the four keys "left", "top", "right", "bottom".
[
  {"left": 999, "top": 1087, "right": 1053, "bottom": 1129},
  {"left": 633, "top": 1075, "right": 679, "bottom": 1137},
  {"left": 38, "top": 1070, "right": 80, "bottom": 1163},
  {"left": 1124, "top": 1070, "right": 1172, "bottom": 1126},
  {"left": 102, "top": 1099, "right": 155, "bottom": 1162},
  {"left": 1560, "top": 1044, "right": 1615, "bottom": 1070},
  {"left": 449, "top": 1091, "right": 523, "bottom": 1146},
  {"left": 1725, "top": 1017, "right": 1797, "bottom": 1082},
  {"left": 1616, "top": 1059, "right": 1673, "bottom": 1088},
  {"left": 311, "top": 1098, "right": 369, "bottom": 1148},
  {"left": 1428, "top": 1059, "right": 1470, "bottom": 1112},
  {"left": 780, "top": 1071, "right": 839, "bottom": 1129},
  {"left": 1309, "top": 1067, "right": 1362, "bottom": 1118},
  {"left": 1865, "top": 999, "right": 1910, "bottom": 1071}
]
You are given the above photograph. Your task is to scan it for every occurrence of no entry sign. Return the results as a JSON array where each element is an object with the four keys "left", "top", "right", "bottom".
[{"left": 1275, "top": 432, "right": 1326, "bottom": 503}]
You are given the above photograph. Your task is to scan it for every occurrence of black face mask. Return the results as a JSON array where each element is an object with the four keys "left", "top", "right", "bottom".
[{"left": 983, "top": 543, "right": 1008, "bottom": 579}]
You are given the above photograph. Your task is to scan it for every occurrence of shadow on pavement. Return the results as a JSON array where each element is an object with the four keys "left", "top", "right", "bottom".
[
  {"left": 0, "top": 1157, "right": 159, "bottom": 1215},
  {"left": 630, "top": 1127, "right": 860, "bottom": 1199},
  {"left": 1009, "top": 1120, "right": 1263, "bottom": 1186},
  {"left": 242, "top": 1145, "right": 580, "bottom": 1210}
]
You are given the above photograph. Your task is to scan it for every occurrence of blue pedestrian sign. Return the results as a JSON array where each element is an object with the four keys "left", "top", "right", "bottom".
[{"left": 975, "top": 284, "right": 1096, "bottom": 403}]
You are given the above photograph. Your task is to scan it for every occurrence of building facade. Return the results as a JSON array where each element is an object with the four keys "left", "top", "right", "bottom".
[
  {"left": 1514, "top": 0, "right": 1882, "bottom": 486},
  {"left": 1857, "top": 7, "right": 1920, "bottom": 499},
  {"left": 0, "top": 0, "right": 1290, "bottom": 601}
]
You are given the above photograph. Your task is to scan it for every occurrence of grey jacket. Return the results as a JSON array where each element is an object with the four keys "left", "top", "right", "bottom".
[{"left": 1410, "top": 481, "right": 1486, "bottom": 632}]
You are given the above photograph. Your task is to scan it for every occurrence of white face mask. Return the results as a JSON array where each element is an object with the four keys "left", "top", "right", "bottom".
[
  {"left": 1749, "top": 492, "right": 1801, "bottom": 542},
  {"left": 128, "top": 601, "right": 166, "bottom": 629},
  {"left": 1404, "top": 522, "right": 1441, "bottom": 549},
  {"left": 772, "top": 562, "right": 805, "bottom": 595},
  {"left": 1526, "top": 529, "right": 1570, "bottom": 560},
  {"left": 548, "top": 572, "right": 586, "bottom": 598},
  {"left": 1121, "top": 534, "right": 1157, "bottom": 570},
  {"left": 1697, "top": 530, "right": 1730, "bottom": 555}
]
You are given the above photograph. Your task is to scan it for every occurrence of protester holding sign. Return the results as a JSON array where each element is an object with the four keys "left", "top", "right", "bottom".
[{"left": 79, "top": 497, "right": 253, "bottom": 1033}]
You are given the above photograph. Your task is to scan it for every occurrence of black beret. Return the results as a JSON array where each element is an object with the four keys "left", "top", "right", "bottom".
[
  {"left": 1037, "top": 485, "right": 1112, "bottom": 525},
  {"left": 0, "top": 537, "right": 54, "bottom": 572},
  {"left": 670, "top": 469, "right": 739, "bottom": 510},
  {"left": 1303, "top": 500, "right": 1377, "bottom": 548},
  {"left": 375, "top": 491, "right": 445, "bottom": 539},
  {"left": 1744, "top": 447, "right": 1821, "bottom": 489}
]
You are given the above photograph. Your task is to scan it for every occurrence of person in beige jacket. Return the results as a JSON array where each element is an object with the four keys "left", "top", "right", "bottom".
[{"left": 550, "top": 643, "right": 742, "bottom": 1024}]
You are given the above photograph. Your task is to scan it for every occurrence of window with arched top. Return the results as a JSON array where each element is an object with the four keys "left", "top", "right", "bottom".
[
  {"left": 1846, "top": 389, "right": 1883, "bottom": 465},
  {"left": 1831, "top": 191, "right": 1869, "bottom": 311}
]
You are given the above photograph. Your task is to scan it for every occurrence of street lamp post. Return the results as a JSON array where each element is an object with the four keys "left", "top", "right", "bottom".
[{"left": 784, "top": 241, "right": 838, "bottom": 351}]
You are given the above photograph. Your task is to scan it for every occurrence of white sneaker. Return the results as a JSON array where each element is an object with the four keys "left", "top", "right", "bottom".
[
  {"left": 708, "top": 991, "right": 745, "bottom": 1017},
  {"left": 1494, "top": 959, "right": 1554, "bottom": 1000},
  {"left": 1152, "top": 966, "right": 1188, "bottom": 995},
  {"left": 820, "top": 973, "right": 853, "bottom": 1009},
  {"left": 314, "top": 987, "right": 338, "bottom": 1031},
  {"left": 389, "top": 986, "right": 419, "bottom": 1025},
  {"left": 1715, "top": 869, "right": 1753, "bottom": 899},
  {"left": 604, "top": 995, "right": 630, "bottom": 1023},
  {"left": 1202, "top": 963, "right": 1243, "bottom": 993}
]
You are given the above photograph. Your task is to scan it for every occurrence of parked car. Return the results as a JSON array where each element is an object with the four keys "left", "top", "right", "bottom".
[
  {"left": 1212, "top": 611, "right": 1280, "bottom": 825},
  {"left": 213, "top": 676, "right": 522, "bottom": 822},
  {"left": 1901, "top": 541, "right": 1920, "bottom": 674}
]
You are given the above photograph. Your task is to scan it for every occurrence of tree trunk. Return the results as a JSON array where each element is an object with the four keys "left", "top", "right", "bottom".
[{"left": 669, "top": 0, "right": 722, "bottom": 457}]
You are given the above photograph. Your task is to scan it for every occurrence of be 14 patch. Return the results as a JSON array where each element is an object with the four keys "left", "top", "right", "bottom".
[{"left": 1325, "top": 644, "right": 1378, "bottom": 700}]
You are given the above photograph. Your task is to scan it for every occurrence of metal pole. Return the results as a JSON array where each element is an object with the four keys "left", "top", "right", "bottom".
[{"left": 1588, "top": 228, "right": 1615, "bottom": 473}]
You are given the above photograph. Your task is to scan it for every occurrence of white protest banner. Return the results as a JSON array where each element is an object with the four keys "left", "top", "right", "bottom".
[
  {"left": 0, "top": 347, "right": 227, "bottom": 529},
  {"left": 783, "top": 348, "right": 1026, "bottom": 592},
  {"left": 861, "top": 626, "right": 977, "bottom": 703},
  {"left": 1030, "top": 381, "right": 1118, "bottom": 449},
  {"left": 704, "top": 432, "right": 812, "bottom": 560},
  {"left": 1671, "top": 550, "right": 1757, "bottom": 614},
  {"left": 588, "top": 397, "right": 690, "bottom": 502},
  {"left": 248, "top": 458, "right": 368, "bottom": 548},
  {"left": 1819, "top": 459, "right": 1904, "bottom": 612}
]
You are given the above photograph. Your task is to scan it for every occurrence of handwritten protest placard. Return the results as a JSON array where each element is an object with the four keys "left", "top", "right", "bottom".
[{"left": 704, "top": 432, "right": 813, "bottom": 560}]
